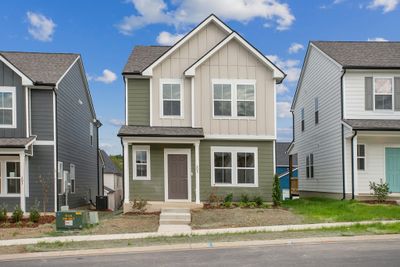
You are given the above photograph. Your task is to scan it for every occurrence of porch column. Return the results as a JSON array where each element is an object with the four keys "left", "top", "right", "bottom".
[
  {"left": 123, "top": 140, "right": 130, "bottom": 203},
  {"left": 19, "top": 152, "right": 26, "bottom": 212},
  {"left": 195, "top": 141, "right": 200, "bottom": 204},
  {"left": 352, "top": 135, "right": 358, "bottom": 197}
]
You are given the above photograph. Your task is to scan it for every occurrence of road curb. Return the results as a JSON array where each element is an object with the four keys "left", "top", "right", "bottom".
[{"left": 1, "top": 234, "right": 400, "bottom": 262}]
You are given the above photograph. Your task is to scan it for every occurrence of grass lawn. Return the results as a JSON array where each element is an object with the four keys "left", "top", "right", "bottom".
[
  {"left": 282, "top": 198, "right": 400, "bottom": 223},
  {"left": 1, "top": 222, "right": 400, "bottom": 255},
  {"left": 191, "top": 208, "right": 304, "bottom": 229}
]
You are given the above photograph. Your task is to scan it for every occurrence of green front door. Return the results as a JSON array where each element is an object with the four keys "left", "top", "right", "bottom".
[{"left": 385, "top": 148, "right": 400, "bottom": 193}]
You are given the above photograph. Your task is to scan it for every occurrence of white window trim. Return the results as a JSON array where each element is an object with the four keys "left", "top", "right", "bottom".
[
  {"left": 0, "top": 86, "right": 17, "bottom": 128},
  {"left": 357, "top": 144, "right": 366, "bottom": 172},
  {"left": 132, "top": 145, "right": 151, "bottom": 180},
  {"left": 373, "top": 77, "right": 395, "bottom": 112},
  {"left": 5, "top": 160, "right": 21, "bottom": 195},
  {"left": 212, "top": 79, "right": 256, "bottom": 119},
  {"left": 211, "top": 146, "right": 258, "bottom": 188},
  {"left": 159, "top": 79, "right": 184, "bottom": 119}
]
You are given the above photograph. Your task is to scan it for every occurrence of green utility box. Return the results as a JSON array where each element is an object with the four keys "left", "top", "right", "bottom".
[{"left": 56, "top": 211, "right": 89, "bottom": 230}]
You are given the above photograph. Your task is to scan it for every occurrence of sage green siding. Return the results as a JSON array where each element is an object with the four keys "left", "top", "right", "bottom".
[
  {"left": 127, "top": 79, "right": 150, "bottom": 125},
  {"left": 199, "top": 140, "right": 274, "bottom": 202},
  {"left": 129, "top": 144, "right": 195, "bottom": 201}
]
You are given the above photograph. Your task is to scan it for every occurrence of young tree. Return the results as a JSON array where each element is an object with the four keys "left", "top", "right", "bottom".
[
  {"left": 272, "top": 174, "right": 282, "bottom": 206},
  {"left": 38, "top": 174, "right": 50, "bottom": 214}
]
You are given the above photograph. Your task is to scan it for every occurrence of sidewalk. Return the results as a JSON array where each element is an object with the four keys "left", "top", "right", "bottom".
[{"left": 1, "top": 220, "right": 399, "bottom": 247}]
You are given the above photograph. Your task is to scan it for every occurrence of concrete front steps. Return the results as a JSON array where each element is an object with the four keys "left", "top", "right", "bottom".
[{"left": 158, "top": 208, "right": 191, "bottom": 233}]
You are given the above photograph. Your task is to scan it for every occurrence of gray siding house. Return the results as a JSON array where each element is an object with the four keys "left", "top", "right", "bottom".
[
  {"left": 289, "top": 41, "right": 400, "bottom": 199},
  {"left": 0, "top": 51, "right": 101, "bottom": 212},
  {"left": 119, "top": 15, "right": 285, "bottom": 211}
]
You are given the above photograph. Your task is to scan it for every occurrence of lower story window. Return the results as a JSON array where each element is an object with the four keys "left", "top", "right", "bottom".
[
  {"left": 357, "top": 144, "right": 366, "bottom": 171},
  {"left": 306, "top": 154, "right": 314, "bottom": 179},
  {"left": 6, "top": 161, "right": 20, "bottom": 194},
  {"left": 133, "top": 146, "right": 151, "bottom": 180},
  {"left": 212, "top": 147, "right": 258, "bottom": 187}
]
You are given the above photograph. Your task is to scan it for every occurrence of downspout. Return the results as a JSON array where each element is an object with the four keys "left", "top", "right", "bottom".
[
  {"left": 96, "top": 124, "right": 101, "bottom": 196},
  {"left": 350, "top": 130, "right": 358, "bottom": 200},
  {"left": 340, "top": 68, "right": 347, "bottom": 200},
  {"left": 120, "top": 138, "right": 125, "bottom": 205}
]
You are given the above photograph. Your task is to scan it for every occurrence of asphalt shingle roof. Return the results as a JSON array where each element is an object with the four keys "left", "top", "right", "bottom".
[
  {"left": 100, "top": 150, "right": 121, "bottom": 175},
  {"left": 0, "top": 136, "right": 36, "bottom": 148},
  {"left": 0, "top": 51, "right": 79, "bottom": 85},
  {"left": 312, "top": 41, "right": 400, "bottom": 69},
  {"left": 276, "top": 142, "right": 297, "bottom": 167},
  {"left": 344, "top": 119, "right": 400, "bottom": 131},
  {"left": 122, "top": 46, "right": 171, "bottom": 74},
  {"left": 118, "top": 126, "right": 204, "bottom": 138}
]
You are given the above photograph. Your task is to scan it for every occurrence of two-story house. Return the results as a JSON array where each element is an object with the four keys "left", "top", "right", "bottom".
[
  {"left": 289, "top": 41, "right": 400, "bottom": 199},
  {"left": 0, "top": 51, "right": 101, "bottom": 211},
  {"left": 118, "top": 15, "right": 285, "bottom": 211}
]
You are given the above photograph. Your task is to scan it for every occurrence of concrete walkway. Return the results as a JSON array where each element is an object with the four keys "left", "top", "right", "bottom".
[{"left": 1, "top": 220, "right": 399, "bottom": 247}]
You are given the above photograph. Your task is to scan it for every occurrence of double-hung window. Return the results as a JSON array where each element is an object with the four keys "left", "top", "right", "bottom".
[
  {"left": 133, "top": 146, "right": 151, "bottom": 180},
  {"left": 6, "top": 161, "right": 20, "bottom": 194},
  {"left": 374, "top": 78, "right": 393, "bottom": 110},
  {"left": 57, "top": 161, "right": 64, "bottom": 195},
  {"left": 212, "top": 147, "right": 258, "bottom": 187},
  {"left": 357, "top": 144, "right": 366, "bottom": 171},
  {"left": 301, "top": 108, "right": 305, "bottom": 132},
  {"left": 213, "top": 80, "right": 255, "bottom": 118},
  {"left": 314, "top": 97, "right": 319, "bottom": 124},
  {"left": 70, "top": 164, "right": 76, "bottom": 193},
  {"left": 0, "top": 87, "right": 16, "bottom": 128},
  {"left": 90, "top": 122, "right": 94, "bottom": 146},
  {"left": 306, "top": 154, "right": 314, "bottom": 178},
  {"left": 161, "top": 80, "right": 182, "bottom": 117}
]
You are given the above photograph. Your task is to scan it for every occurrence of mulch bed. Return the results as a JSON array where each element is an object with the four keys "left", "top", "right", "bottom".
[
  {"left": 0, "top": 215, "right": 55, "bottom": 228},
  {"left": 360, "top": 200, "right": 399, "bottom": 205},
  {"left": 124, "top": 211, "right": 161, "bottom": 215}
]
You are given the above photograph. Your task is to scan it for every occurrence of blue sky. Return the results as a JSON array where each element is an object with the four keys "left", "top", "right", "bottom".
[{"left": 0, "top": 0, "right": 399, "bottom": 155}]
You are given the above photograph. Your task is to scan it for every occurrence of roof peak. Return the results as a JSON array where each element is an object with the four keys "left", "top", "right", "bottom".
[{"left": 0, "top": 50, "right": 80, "bottom": 56}]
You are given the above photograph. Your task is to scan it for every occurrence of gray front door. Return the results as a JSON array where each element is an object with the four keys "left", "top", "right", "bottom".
[{"left": 168, "top": 154, "right": 188, "bottom": 200}]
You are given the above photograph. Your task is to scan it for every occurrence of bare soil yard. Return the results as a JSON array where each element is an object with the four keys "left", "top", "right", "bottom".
[{"left": 191, "top": 208, "right": 304, "bottom": 229}]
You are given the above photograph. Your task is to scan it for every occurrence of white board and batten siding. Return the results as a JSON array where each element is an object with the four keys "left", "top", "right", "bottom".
[{"left": 293, "top": 46, "right": 344, "bottom": 193}]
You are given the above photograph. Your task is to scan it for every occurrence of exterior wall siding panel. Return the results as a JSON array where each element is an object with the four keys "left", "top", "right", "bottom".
[
  {"left": 127, "top": 79, "right": 150, "bottom": 126},
  {"left": 31, "top": 90, "right": 54, "bottom": 140}
]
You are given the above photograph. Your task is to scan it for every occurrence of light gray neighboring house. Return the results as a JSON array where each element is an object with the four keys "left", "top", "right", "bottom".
[
  {"left": 99, "top": 150, "right": 122, "bottom": 211},
  {"left": 288, "top": 41, "right": 400, "bottom": 199},
  {"left": 0, "top": 51, "right": 101, "bottom": 212},
  {"left": 119, "top": 14, "right": 285, "bottom": 211}
]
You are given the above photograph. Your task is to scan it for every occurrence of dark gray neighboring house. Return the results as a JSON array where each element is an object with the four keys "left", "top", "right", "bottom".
[{"left": 0, "top": 51, "right": 101, "bottom": 212}]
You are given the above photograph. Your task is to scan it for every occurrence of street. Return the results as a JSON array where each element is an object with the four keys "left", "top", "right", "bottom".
[{"left": 2, "top": 238, "right": 400, "bottom": 267}]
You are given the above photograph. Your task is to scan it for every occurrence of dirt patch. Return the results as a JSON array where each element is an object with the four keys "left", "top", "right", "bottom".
[
  {"left": 191, "top": 208, "right": 304, "bottom": 229},
  {"left": 361, "top": 200, "right": 398, "bottom": 205},
  {"left": 0, "top": 223, "right": 55, "bottom": 240},
  {"left": 0, "top": 215, "right": 55, "bottom": 228}
]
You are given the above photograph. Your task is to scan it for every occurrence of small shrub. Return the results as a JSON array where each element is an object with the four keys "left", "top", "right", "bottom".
[
  {"left": 12, "top": 205, "right": 23, "bottom": 223},
  {"left": 369, "top": 179, "right": 390, "bottom": 202},
  {"left": 207, "top": 188, "right": 222, "bottom": 208},
  {"left": 132, "top": 197, "right": 147, "bottom": 212},
  {"left": 223, "top": 201, "right": 232, "bottom": 208},
  {"left": 247, "top": 202, "right": 257, "bottom": 208},
  {"left": 224, "top": 193, "right": 233, "bottom": 204},
  {"left": 0, "top": 205, "right": 7, "bottom": 222},
  {"left": 29, "top": 203, "right": 41, "bottom": 223},
  {"left": 237, "top": 202, "right": 247, "bottom": 208},
  {"left": 253, "top": 196, "right": 263, "bottom": 207},
  {"left": 240, "top": 194, "right": 250, "bottom": 203},
  {"left": 272, "top": 174, "right": 282, "bottom": 207}
]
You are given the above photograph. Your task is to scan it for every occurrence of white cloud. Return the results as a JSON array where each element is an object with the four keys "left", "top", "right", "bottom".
[
  {"left": 117, "top": 0, "right": 295, "bottom": 35},
  {"left": 109, "top": 119, "right": 125, "bottom": 127},
  {"left": 368, "top": 0, "right": 400, "bottom": 13},
  {"left": 288, "top": 43, "right": 304, "bottom": 54},
  {"left": 277, "top": 84, "right": 289, "bottom": 95},
  {"left": 277, "top": 102, "right": 292, "bottom": 118},
  {"left": 267, "top": 54, "right": 301, "bottom": 83},
  {"left": 368, "top": 37, "right": 389, "bottom": 42},
  {"left": 156, "top": 31, "right": 186, "bottom": 45},
  {"left": 26, "top": 11, "right": 56, "bottom": 42},
  {"left": 94, "top": 69, "right": 117, "bottom": 84}
]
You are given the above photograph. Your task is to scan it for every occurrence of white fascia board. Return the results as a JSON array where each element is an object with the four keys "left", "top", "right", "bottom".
[
  {"left": 0, "top": 55, "right": 33, "bottom": 86},
  {"left": 141, "top": 15, "right": 232, "bottom": 76},
  {"left": 184, "top": 32, "right": 285, "bottom": 80}
]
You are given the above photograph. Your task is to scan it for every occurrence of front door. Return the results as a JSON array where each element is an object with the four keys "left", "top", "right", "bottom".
[
  {"left": 385, "top": 148, "right": 400, "bottom": 193},
  {"left": 167, "top": 154, "right": 188, "bottom": 200}
]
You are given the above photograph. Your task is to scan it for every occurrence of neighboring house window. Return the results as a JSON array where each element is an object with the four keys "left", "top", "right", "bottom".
[
  {"left": 306, "top": 154, "right": 314, "bottom": 178},
  {"left": 301, "top": 108, "right": 305, "bottom": 132},
  {"left": 132, "top": 146, "right": 151, "bottom": 180},
  {"left": 314, "top": 97, "right": 319, "bottom": 124},
  {"left": 57, "top": 161, "right": 64, "bottom": 195},
  {"left": 6, "top": 161, "right": 20, "bottom": 194},
  {"left": 213, "top": 84, "right": 232, "bottom": 116},
  {"left": 0, "top": 87, "right": 16, "bottom": 128},
  {"left": 70, "top": 164, "right": 76, "bottom": 193},
  {"left": 161, "top": 80, "right": 182, "bottom": 117},
  {"left": 357, "top": 144, "right": 366, "bottom": 171},
  {"left": 212, "top": 80, "right": 256, "bottom": 118},
  {"left": 211, "top": 147, "right": 258, "bottom": 187},
  {"left": 374, "top": 78, "right": 393, "bottom": 110},
  {"left": 90, "top": 122, "right": 94, "bottom": 146}
]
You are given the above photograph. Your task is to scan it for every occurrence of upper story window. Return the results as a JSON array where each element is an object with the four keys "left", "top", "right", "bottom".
[
  {"left": 0, "top": 87, "right": 16, "bottom": 128},
  {"left": 161, "top": 79, "right": 182, "bottom": 118},
  {"left": 314, "top": 97, "right": 319, "bottom": 124},
  {"left": 90, "top": 122, "right": 94, "bottom": 146},
  {"left": 301, "top": 108, "right": 305, "bottom": 132},
  {"left": 374, "top": 78, "right": 393, "bottom": 110},
  {"left": 212, "top": 80, "right": 256, "bottom": 118}
]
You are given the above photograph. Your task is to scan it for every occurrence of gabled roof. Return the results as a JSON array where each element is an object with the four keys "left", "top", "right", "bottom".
[
  {"left": 343, "top": 119, "right": 400, "bottom": 131},
  {"left": 118, "top": 126, "right": 204, "bottom": 138},
  {"left": 99, "top": 149, "right": 121, "bottom": 175},
  {"left": 312, "top": 41, "right": 400, "bottom": 69},
  {"left": 123, "top": 46, "right": 170, "bottom": 74},
  {"left": 276, "top": 142, "right": 297, "bottom": 166},
  {"left": 0, "top": 51, "right": 80, "bottom": 85},
  {"left": 184, "top": 32, "right": 285, "bottom": 82}
]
